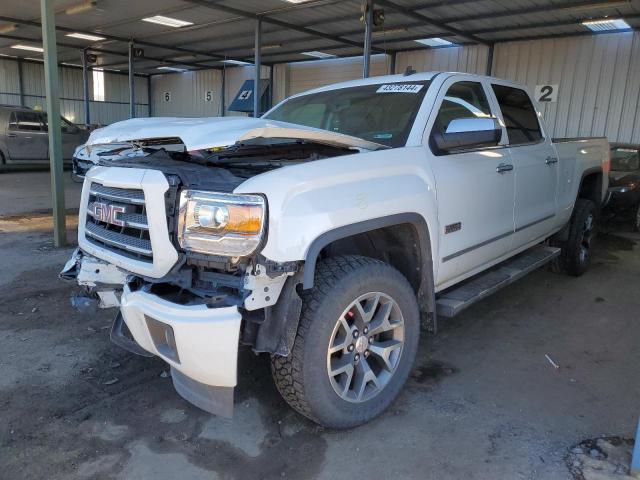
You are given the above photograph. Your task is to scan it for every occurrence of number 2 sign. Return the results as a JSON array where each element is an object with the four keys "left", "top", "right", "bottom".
[{"left": 535, "top": 85, "right": 558, "bottom": 103}]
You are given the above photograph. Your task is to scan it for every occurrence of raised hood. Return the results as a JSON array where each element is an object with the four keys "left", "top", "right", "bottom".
[{"left": 86, "top": 117, "right": 385, "bottom": 152}]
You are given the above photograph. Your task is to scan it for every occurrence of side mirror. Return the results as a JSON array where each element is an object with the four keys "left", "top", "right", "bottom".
[{"left": 432, "top": 117, "right": 501, "bottom": 154}]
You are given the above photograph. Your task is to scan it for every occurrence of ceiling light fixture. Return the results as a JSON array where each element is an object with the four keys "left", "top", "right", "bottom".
[
  {"left": 142, "top": 15, "right": 193, "bottom": 28},
  {"left": 11, "top": 44, "right": 44, "bottom": 53},
  {"left": 255, "top": 43, "right": 282, "bottom": 50},
  {"left": 581, "top": 18, "right": 631, "bottom": 31},
  {"left": 222, "top": 59, "right": 252, "bottom": 65},
  {"left": 66, "top": 32, "right": 106, "bottom": 41},
  {"left": 65, "top": 0, "right": 97, "bottom": 15},
  {"left": 415, "top": 37, "right": 454, "bottom": 47},
  {"left": 170, "top": 54, "right": 197, "bottom": 61},
  {"left": 157, "top": 66, "right": 188, "bottom": 72},
  {"left": 300, "top": 51, "right": 336, "bottom": 59}
]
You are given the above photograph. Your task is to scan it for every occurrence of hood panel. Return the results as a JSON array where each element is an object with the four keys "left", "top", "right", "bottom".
[{"left": 86, "top": 117, "right": 385, "bottom": 152}]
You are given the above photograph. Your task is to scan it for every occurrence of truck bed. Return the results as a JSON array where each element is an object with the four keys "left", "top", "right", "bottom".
[{"left": 553, "top": 137, "right": 609, "bottom": 224}]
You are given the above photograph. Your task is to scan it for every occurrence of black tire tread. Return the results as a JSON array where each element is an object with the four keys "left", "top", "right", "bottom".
[
  {"left": 270, "top": 255, "right": 392, "bottom": 424},
  {"left": 550, "top": 198, "right": 596, "bottom": 276}
]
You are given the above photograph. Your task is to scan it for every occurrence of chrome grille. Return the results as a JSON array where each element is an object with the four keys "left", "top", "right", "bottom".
[
  {"left": 85, "top": 182, "right": 153, "bottom": 262},
  {"left": 88, "top": 184, "right": 145, "bottom": 204}
]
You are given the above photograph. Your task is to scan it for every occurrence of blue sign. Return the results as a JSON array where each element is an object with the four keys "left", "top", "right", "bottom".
[{"left": 228, "top": 79, "right": 270, "bottom": 113}]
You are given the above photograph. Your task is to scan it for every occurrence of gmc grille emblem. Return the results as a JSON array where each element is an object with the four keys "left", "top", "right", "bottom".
[{"left": 91, "top": 202, "right": 125, "bottom": 227}]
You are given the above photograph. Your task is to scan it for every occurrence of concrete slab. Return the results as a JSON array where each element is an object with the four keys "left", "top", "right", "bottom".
[{"left": 0, "top": 215, "right": 638, "bottom": 479}]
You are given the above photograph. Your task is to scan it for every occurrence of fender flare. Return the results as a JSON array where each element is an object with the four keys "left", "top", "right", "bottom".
[
  {"left": 302, "top": 213, "right": 436, "bottom": 315},
  {"left": 578, "top": 166, "right": 604, "bottom": 207}
]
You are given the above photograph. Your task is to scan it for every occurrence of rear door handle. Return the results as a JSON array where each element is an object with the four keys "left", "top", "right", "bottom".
[
  {"left": 496, "top": 163, "right": 514, "bottom": 173},
  {"left": 6, "top": 133, "right": 17, "bottom": 138},
  {"left": 546, "top": 156, "right": 558, "bottom": 165}
]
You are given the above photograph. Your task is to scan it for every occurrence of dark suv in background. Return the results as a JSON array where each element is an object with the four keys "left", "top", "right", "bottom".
[{"left": 606, "top": 144, "right": 640, "bottom": 230}]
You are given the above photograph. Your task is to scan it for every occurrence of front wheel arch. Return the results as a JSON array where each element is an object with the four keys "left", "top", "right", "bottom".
[
  {"left": 271, "top": 255, "right": 421, "bottom": 428},
  {"left": 302, "top": 213, "right": 435, "bottom": 317}
]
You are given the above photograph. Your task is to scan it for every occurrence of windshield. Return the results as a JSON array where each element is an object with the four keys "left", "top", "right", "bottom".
[
  {"left": 611, "top": 147, "right": 640, "bottom": 172},
  {"left": 264, "top": 81, "right": 430, "bottom": 148}
]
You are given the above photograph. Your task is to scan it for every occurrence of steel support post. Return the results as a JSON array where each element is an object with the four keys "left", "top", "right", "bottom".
[
  {"left": 363, "top": 0, "right": 373, "bottom": 78},
  {"left": 40, "top": 0, "right": 66, "bottom": 246},
  {"left": 254, "top": 19, "right": 262, "bottom": 118}
]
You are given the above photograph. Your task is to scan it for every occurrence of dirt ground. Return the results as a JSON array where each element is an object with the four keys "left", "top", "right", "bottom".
[
  {"left": 1, "top": 173, "right": 639, "bottom": 479},
  {"left": 0, "top": 170, "right": 82, "bottom": 217}
]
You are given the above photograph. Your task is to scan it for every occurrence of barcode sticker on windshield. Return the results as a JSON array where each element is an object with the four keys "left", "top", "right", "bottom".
[{"left": 376, "top": 84, "right": 423, "bottom": 93}]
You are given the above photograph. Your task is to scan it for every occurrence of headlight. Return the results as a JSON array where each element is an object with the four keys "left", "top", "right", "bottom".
[{"left": 177, "top": 190, "right": 266, "bottom": 257}]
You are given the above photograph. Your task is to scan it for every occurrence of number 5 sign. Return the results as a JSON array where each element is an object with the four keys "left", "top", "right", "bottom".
[{"left": 535, "top": 84, "right": 558, "bottom": 103}]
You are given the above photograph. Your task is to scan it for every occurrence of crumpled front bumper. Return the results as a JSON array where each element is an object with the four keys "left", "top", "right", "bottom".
[
  {"left": 119, "top": 285, "right": 242, "bottom": 416},
  {"left": 61, "top": 249, "right": 244, "bottom": 417}
]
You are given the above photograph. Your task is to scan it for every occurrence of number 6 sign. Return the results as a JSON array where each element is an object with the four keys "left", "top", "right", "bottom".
[{"left": 535, "top": 85, "right": 558, "bottom": 103}]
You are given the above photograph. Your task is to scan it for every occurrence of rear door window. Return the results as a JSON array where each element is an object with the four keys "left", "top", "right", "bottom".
[
  {"left": 610, "top": 147, "right": 640, "bottom": 172},
  {"left": 41, "top": 114, "right": 79, "bottom": 134},
  {"left": 491, "top": 85, "right": 543, "bottom": 145},
  {"left": 9, "top": 111, "right": 44, "bottom": 132}
]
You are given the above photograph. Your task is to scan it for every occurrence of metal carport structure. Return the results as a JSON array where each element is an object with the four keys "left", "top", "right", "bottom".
[{"left": 1, "top": 0, "right": 638, "bottom": 246}]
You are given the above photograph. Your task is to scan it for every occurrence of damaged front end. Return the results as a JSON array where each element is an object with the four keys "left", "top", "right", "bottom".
[
  {"left": 61, "top": 243, "right": 302, "bottom": 417},
  {"left": 60, "top": 247, "right": 128, "bottom": 311},
  {"left": 59, "top": 140, "right": 330, "bottom": 417}
]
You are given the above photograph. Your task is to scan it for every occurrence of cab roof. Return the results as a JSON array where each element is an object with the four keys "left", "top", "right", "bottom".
[{"left": 294, "top": 71, "right": 524, "bottom": 97}]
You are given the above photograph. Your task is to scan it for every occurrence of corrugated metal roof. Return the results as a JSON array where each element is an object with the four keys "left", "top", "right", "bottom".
[{"left": 0, "top": 0, "right": 638, "bottom": 73}]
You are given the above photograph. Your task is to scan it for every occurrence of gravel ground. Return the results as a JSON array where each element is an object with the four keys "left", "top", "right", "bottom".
[{"left": 1, "top": 179, "right": 639, "bottom": 479}]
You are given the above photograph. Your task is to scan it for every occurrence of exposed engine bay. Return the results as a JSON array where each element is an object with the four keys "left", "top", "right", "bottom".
[
  {"left": 67, "top": 138, "right": 359, "bottom": 356},
  {"left": 80, "top": 138, "right": 357, "bottom": 189}
]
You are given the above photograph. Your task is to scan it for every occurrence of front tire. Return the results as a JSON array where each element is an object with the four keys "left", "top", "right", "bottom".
[{"left": 271, "top": 255, "right": 420, "bottom": 429}]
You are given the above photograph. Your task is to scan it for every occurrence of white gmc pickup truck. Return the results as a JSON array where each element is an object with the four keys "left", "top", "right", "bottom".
[{"left": 62, "top": 72, "right": 609, "bottom": 428}]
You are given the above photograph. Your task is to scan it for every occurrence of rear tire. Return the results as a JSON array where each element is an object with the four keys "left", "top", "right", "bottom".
[
  {"left": 271, "top": 255, "right": 420, "bottom": 429},
  {"left": 550, "top": 199, "right": 597, "bottom": 276},
  {"left": 633, "top": 203, "right": 640, "bottom": 232}
]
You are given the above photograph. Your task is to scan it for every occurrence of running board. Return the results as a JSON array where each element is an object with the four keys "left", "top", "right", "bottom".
[{"left": 436, "top": 245, "right": 561, "bottom": 318}]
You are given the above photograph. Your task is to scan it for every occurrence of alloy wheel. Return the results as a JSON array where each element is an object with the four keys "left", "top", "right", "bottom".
[
  {"left": 326, "top": 292, "right": 405, "bottom": 403},
  {"left": 579, "top": 213, "right": 595, "bottom": 264}
]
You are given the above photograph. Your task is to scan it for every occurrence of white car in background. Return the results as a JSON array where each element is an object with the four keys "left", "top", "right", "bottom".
[{"left": 61, "top": 72, "right": 609, "bottom": 428}]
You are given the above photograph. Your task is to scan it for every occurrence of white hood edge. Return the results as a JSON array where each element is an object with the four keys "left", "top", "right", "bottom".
[{"left": 86, "top": 116, "right": 386, "bottom": 152}]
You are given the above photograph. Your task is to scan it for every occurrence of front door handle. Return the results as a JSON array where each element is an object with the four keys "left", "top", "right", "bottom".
[
  {"left": 496, "top": 163, "right": 514, "bottom": 173},
  {"left": 546, "top": 156, "right": 558, "bottom": 165},
  {"left": 6, "top": 133, "right": 17, "bottom": 138}
]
